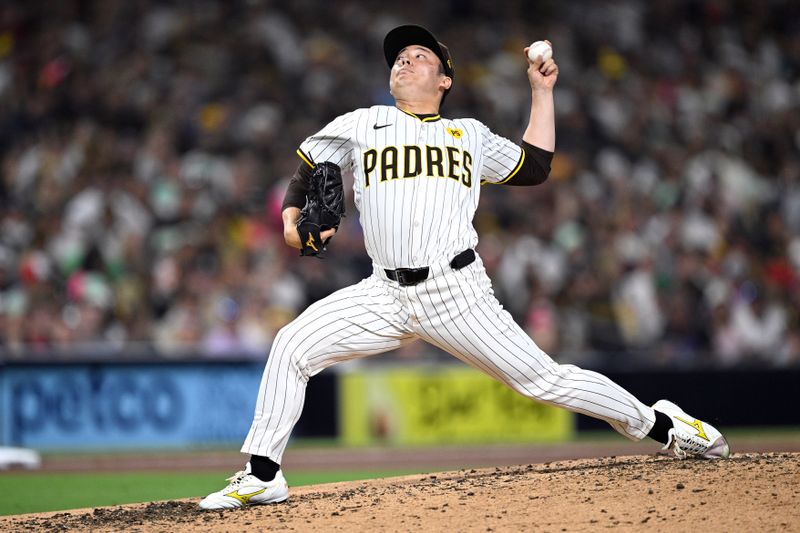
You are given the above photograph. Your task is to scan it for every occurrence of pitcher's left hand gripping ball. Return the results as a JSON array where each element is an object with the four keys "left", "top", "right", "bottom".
[{"left": 297, "top": 161, "right": 345, "bottom": 256}]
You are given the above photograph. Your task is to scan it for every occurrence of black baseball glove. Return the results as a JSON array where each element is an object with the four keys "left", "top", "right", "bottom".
[{"left": 296, "top": 161, "right": 345, "bottom": 256}]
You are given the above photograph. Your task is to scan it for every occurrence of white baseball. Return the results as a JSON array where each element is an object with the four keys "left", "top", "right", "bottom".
[{"left": 527, "top": 40, "right": 552, "bottom": 63}]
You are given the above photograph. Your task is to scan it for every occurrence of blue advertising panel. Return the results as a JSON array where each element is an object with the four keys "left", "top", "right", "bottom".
[{"left": 0, "top": 362, "right": 265, "bottom": 450}]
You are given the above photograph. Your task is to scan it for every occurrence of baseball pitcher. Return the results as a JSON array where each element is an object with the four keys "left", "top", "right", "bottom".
[{"left": 200, "top": 25, "right": 730, "bottom": 510}]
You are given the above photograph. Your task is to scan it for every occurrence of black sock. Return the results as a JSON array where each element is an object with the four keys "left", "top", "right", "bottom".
[
  {"left": 250, "top": 455, "right": 280, "bottom": 482},
  {"left": 647, "top": 411, "right": 674, "bottom": 445}
]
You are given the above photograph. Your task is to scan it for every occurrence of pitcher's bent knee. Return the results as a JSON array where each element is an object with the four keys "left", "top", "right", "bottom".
[{"left": 269, "top": 323, "right": 310, "bottom": 379}]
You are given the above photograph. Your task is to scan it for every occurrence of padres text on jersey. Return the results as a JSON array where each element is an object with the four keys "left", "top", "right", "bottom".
[{"left": 296, "top": 106, "right": 524, "bottom": 269}]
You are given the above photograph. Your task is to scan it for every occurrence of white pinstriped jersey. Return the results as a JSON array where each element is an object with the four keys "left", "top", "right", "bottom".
[
  {"left": 241, "top": 106, "right": 658, "bottom": 465},
  {"left": 297, "top": 105, "right": 525, "bottom": 270}
]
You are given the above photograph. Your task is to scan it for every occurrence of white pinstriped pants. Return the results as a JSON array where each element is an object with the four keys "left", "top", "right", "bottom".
[{"left": 241, "top": 255, "right": 656, "bottom": 463}]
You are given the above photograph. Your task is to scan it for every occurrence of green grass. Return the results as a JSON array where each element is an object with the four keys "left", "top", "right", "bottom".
[{"left": 0, "top": 469, "right": 427, "bottom": 517}]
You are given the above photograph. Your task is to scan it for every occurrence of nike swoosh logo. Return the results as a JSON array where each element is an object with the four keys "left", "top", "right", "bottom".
[{"left": 373, "top": 123, "right": 392, "bottom": 130}]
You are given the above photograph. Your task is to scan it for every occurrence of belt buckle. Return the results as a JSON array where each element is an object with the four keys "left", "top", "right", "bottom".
[
  {"left": 396, "top": 269, "right": 415, "bottom": 286},
  {"left": 395, "top": 268, "right": 428, "bottom": 286}
]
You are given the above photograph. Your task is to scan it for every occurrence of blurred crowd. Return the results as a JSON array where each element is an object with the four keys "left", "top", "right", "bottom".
[{"left": 1, "top": 0, "right": 799, "bottom": 368}]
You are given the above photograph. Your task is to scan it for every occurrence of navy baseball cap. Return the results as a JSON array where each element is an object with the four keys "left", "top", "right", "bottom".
[{"left": 384, "top": 25, "right": 454, "bottom": 101}]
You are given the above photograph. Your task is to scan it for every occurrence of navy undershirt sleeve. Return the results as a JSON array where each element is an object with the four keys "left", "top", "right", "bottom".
[
  {"left": 281, "top": 162, "right": 313, "bottom": 212},
  {"left": 503, "top": 141, "right": 554, "bottom": 186}
]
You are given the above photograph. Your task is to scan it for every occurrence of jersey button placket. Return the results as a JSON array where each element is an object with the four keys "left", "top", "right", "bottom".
[{"left": 414, "top": 123, "right": 425, "bottom": 267}]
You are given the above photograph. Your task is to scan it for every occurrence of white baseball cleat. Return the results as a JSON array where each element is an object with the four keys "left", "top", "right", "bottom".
[
  {"left": 199, "top": 463, "right": 289, "bottom": 509},
  {"left": 652, "top": 399, "right": 731, "bottom": 459}
]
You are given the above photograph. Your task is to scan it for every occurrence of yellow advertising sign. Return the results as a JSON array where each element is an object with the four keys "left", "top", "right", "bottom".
[{"left": 340, "top": 367, "right": 573, "bottom": 445}]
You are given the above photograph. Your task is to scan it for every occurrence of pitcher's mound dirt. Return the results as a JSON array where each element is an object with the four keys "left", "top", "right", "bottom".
[{"left": 3, "top": 452, "right": 798, "bottom": 532}]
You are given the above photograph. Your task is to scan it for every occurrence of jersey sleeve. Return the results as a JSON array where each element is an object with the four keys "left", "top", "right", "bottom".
[
  {"left": 297, "top": 111, "right": 357, "bottom": 170},
  {"left": 476, "top": 121, "right": 525, "bottom": 185}
]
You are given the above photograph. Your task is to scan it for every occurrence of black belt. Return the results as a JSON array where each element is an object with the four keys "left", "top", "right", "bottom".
[{"left": 384, "top": 249, "right": 475, "bottom": 287}]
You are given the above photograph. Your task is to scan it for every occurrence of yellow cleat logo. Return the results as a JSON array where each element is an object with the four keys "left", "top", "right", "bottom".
[
  {"left": 305, "top": 233, "right": 318, "bottom": 252},
  {"left": 225, "top": 488, "right": 266, "bottom": 506},
  {"left": 675, "top": 415, "right": 709, "bottom": 441}
]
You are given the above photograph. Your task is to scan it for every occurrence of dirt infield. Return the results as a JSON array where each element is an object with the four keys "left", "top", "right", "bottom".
[
  {"left": 33, "top": 432, "right": 800, "bottom": 473},
  {"left": 3, "top": 452, "right": 798, "bottom": 532}
]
